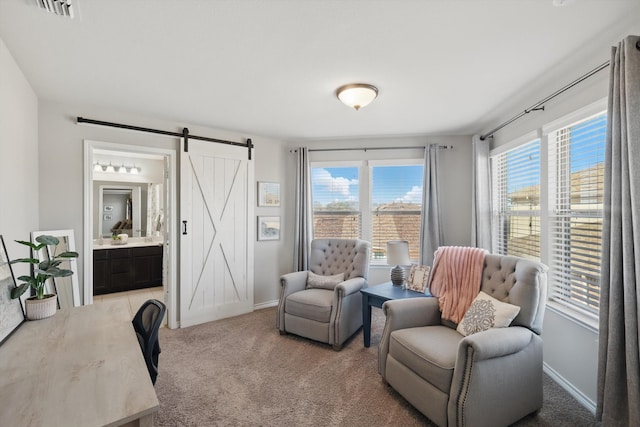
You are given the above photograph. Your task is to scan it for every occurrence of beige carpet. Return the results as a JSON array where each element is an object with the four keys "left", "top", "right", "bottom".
[{"left": 154, "top": 307, "right": 600, "bottom": 426}]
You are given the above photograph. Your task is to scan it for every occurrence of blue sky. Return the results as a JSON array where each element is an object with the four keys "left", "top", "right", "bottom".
[{"left": 311, "top": 165, "right": 424, "bottom": 206}]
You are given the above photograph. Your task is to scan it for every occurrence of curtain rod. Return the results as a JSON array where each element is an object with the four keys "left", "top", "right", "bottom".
[
  {"left": 76, "top": 117, "right": 254, "bottom": 160},
  {"left": 481, "top": 38, "right": 640, "bottom": 140},
  {"left": 480, "top": 60, "right": 611, "bottom": 140},
  {"left": 296, "top": 145, "right": 452, "bottom": 153}
]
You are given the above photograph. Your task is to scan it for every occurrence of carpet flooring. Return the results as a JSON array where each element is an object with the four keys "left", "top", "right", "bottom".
[{"left": 154, "top": 307, "right": 600, "bottom": 426}]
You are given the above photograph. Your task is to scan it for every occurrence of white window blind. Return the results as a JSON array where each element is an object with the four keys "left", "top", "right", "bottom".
[
  {"left": 370, "top": 164, "right": 424, "bottom": 261},
  {"left": 311, "top": 166, "right": 361, "bottom": 239},
  {"left": 491, "top": 140, "right": 541, "bottom": 260},
  {"left": 548, "top": 112, "right": 606, "bottom": 317}
]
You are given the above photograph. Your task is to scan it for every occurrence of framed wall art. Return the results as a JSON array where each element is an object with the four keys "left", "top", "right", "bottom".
[
  {"left": 0, "top": 235, "right": 25, "bottom": 345},
  {"left": 257, "top": 182, "right": 280, "bottom": 207},
  {"left": 407, "top": 264, "right": 431, "bottom": 293},
  {"left": 257, "top": 216, "right": 280, "bottom": 241}
]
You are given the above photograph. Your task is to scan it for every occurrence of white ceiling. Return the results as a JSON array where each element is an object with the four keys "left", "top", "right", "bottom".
[{"left": 0, "top": 0, "right": 638, "bottom": 141}]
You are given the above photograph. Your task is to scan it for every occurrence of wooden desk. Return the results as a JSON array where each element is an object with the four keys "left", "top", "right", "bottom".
[
  {"left": 360, "top": 282, "right": 431, "bottom": 347},
  {"left": 0, "top": 304, "right": 159, "bottom": 427}
]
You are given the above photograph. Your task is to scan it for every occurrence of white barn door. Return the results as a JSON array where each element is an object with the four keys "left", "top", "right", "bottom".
[{"left": 180, "top": 139, "right": 254, "bottom": 327}]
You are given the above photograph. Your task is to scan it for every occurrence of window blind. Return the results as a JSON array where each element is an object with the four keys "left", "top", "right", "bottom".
[
  {"left": 548, "top": 113, "right": 606, "bottom": 317},
  {"left": 311, "top": 166, "right": 361, "bottom": 239},
  {"left": 370, "top": 165, "right": 424, "bottom": 261},
  {"left": 491, "top": 140, "right": 541, "bottom": 260}
]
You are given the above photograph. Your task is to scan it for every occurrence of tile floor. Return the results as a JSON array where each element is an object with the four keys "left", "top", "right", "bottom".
[{"left": 93, "top": 286, "right": 166, "bottom": 326}]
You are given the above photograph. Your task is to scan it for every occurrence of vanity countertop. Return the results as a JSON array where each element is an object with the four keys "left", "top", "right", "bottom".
[{"left": 93, "top": 239, "right": 164, "bottom": 250}]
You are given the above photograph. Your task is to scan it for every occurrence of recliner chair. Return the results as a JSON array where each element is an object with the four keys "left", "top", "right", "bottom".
[
  {"left": 277, "top": 238, "right": 371, "bottom": 350},
  {"left": 379, "top": 254, "right": 548, "bottom": 427}
]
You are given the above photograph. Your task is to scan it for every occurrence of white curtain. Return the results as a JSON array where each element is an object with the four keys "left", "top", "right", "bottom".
[
  {"left": 419, "top": 144, "right": 443, "bottom": 266},
  {"left": 293, "top": 147, "right": 312, "bottom": 271},
  {"left": 597, "top": 35, "right": 640, "bottom": 426},
  {"left": 471, "top": 135, "right": 492, "bottom": 250}
]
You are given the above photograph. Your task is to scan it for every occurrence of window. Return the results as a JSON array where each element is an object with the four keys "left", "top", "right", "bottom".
[
  {"left": 311, "top": 166, "right": 360, "bottom": 239},
  {"left": 489, "top": 102, "right": 607, "bottom": 324},
  {"left": 491, "top": 139, "right": 541, "bottom": 260},
  {"left": 548, "top": 112, "right": 606, "bottom": 317},
  {"left": 311, "top": 159, "right": 424, "bottom": 263}
]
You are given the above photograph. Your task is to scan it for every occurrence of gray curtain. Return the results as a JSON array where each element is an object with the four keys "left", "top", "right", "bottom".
[
  {"left": 471, "top": 134, "right": 492, "bottom": 250},
  {"left": 293, "top": 147, "right": 312, "bottom": 271},
  {"left": 420, "top": 144, "right": 443, "bottom": 266},
  {"left": 597, "top": 35, "right": 640, "bottom": 426}
]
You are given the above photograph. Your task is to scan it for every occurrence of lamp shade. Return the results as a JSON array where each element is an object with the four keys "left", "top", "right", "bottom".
[
  {"left": 336, "top": 83, "right": 378, "bottom": 110},
  {"left": 387, "top": 240, "right": 410, "bottom": 266}
]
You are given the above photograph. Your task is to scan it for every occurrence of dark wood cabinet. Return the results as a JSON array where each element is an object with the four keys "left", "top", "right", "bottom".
[{"left": 93, "top": 245, "right": 163, "bottom": 295}]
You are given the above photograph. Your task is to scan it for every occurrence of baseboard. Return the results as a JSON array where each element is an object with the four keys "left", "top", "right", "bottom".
[
  {"left": 543, "top": 362, "right": 596, "bottom": 414},
  {"left": 254, "top": 300, "right": 278, "bottom": 310}
]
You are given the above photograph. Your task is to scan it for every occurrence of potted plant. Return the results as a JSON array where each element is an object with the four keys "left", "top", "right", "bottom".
[{"left": 10, "top": 235, "right": 79, "bottom": 320}]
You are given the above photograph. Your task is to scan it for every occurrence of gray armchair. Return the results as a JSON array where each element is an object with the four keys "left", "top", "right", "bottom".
[
  {"left": 379, "top": 254, "right": 548, "bottom": 427},
  {"left": 277, "top": 238, "right": 371, "bottom": 350}
]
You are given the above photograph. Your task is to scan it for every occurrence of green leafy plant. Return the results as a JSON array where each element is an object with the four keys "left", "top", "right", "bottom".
[{"left": 10, "top": 235, "right": 79, "bottom": 300}]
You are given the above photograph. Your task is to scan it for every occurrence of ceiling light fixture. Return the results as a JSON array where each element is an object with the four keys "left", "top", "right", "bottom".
[{"left": 336, "top": 83, "right": 378, "bottom": 111}]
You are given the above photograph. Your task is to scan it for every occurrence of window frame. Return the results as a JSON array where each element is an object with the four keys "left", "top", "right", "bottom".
[
  {"left": 309, "top": 149, "right": 425, "bottom": 265},
  {"left": 489, "top": 99, "right": 607, "bottom": 331}
]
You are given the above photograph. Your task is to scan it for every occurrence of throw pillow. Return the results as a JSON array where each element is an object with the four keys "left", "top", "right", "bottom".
[
  {"left": 456, "top": 291, "right": 521, "bottom": 336},
  {"left": 307, "top": 271, "right": 344, "bottom": 290}
]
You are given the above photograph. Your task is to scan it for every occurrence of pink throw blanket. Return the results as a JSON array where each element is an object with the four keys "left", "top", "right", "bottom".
[{"left": 428, "top": 246, "right": 488, "bottom": 324}]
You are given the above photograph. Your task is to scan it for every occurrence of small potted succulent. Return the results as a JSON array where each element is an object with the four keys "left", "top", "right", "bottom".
[{"left": 10, "top": 235, "right": 79, "bottom": 320}]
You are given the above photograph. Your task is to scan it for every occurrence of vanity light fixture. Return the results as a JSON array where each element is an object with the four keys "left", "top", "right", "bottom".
[
  {"left": 336, "top": 83, "right": 378, "bottom": 110},
  {"left": 105, "top": 162, "right": 115, "bottom": 173},
  {"left": 93, "top": 162, "right": 103, "bottom": 172},
  {"left": 119, "top": 163, "right": 127, "bottom": 174},
  {"left": 93, "top": 162, "right": 142, "bottom": 175}
]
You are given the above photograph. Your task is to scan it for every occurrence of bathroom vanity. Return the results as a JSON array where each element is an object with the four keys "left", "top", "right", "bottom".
[{"left": 93, "top": 240, "right": 163, "bottom": 295}]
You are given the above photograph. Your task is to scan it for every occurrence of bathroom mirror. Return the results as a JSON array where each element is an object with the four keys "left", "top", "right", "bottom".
[{"left": 31, "top": 229, "right": 81, "bottom": 308}]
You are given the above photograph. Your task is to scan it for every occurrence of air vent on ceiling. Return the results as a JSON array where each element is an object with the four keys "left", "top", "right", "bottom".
[{"left": 34, "top": 0, "right": 75, "bottom": 19}]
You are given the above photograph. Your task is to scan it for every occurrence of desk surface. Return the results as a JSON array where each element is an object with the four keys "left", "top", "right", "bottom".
[{"left": 0, "top": 304, "right": 159, "bottom": 427}]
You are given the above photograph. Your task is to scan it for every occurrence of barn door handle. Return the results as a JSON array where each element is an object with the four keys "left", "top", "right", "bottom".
[{"left": 182, "top": 220, "right": 188, "bottom": 235}]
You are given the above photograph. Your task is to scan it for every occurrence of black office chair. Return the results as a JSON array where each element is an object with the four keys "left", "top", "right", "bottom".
[{"left": 132, "top": 299, "right": 166, "bottom": 385}]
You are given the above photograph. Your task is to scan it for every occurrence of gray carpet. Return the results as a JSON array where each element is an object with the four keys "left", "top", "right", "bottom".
[{"left": 154, "top": 307, "right": 600, "bottom": 426}]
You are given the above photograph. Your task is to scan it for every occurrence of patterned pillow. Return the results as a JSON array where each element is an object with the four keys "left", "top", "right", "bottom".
[
  {"left": 307, "top": 271, "right": 345, "bottom": 290},
  {"left": 456, "top": 291, "right": 521, "bottom": 336}
]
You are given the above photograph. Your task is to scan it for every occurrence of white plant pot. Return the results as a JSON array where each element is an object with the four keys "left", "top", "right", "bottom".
[{"left": 25, "top": 294, "right": 57, "bottom": 320}]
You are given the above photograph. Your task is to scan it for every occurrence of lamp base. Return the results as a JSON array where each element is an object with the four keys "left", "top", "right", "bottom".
[{"left": 390, "top": 265, "right": 405, "bottom": 286}]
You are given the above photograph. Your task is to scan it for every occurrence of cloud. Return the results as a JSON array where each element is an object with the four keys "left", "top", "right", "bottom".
[
  {"left": 312, "top": 168, "right": 358, "bottom": 197},
  {"left": 397, "top": 185, "right": 422, "bottom": 203}
]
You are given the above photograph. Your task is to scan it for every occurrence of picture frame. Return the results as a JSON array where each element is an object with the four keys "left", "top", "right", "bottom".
[
  {"left": 257, "top": 182, "right": 280, "bottom": 207},
  {"left": 257, "top": 216, "right": 280, "bottom": 241},
  {"left": 407, "top": 264, "right": 430, "bottom": 293},
  {"left": 0, "top": 235, "right": 25, "bottom": 346}
]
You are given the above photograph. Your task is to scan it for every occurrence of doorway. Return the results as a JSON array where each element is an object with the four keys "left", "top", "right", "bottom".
[{"left": 83, "top": 140, "right": 178, "bottom": 328}]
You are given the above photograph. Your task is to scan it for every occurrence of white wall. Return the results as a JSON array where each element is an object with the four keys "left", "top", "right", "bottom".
[
  {"left": 38, "top": 100, "right": 288, "bottom": 307},
  {"left": 0, "top": 37, "right": 39, "bottom": 277}
]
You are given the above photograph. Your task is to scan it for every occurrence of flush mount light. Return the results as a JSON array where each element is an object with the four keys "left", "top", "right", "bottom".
[{"left": 336, "top": 83, "right": 378, "bottom": 110}]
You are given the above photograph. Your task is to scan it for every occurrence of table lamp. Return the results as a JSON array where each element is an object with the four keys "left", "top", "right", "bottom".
[{"left": 387, "top": 240, "right": 410, "bottom": 286}]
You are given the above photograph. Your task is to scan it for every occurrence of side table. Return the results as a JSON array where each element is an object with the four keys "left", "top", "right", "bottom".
[{"left": 360, "top": 282, "right": 431, "bottom": 347}]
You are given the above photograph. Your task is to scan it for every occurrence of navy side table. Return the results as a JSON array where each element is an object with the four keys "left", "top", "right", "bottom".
[{"left": 360, "top": 282, "right": 431, "bottom": 347}]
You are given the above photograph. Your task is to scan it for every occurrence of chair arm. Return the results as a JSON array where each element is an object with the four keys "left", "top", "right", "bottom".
[
  {"left": 456, "top": 326, "right": 534, "bottom": 362},
  {"left": 335, "top": 277, "right": 366, "bottom": 296},
  {"left": 276, "top": 271, "right": 308, "bottom": 331},
  {"left": 378, "top": 297, "right": 441, "bottom": 378},
  {"left": 280, "top": 271, "right": 308, "bottom": 296},
  {"left": 449, "top": 327, "right": 543, "bottom": 426}
]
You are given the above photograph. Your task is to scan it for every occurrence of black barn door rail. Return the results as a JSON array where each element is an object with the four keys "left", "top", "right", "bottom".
[{"left": 76, "top": 116, "right": 253, "bottom": 160}]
